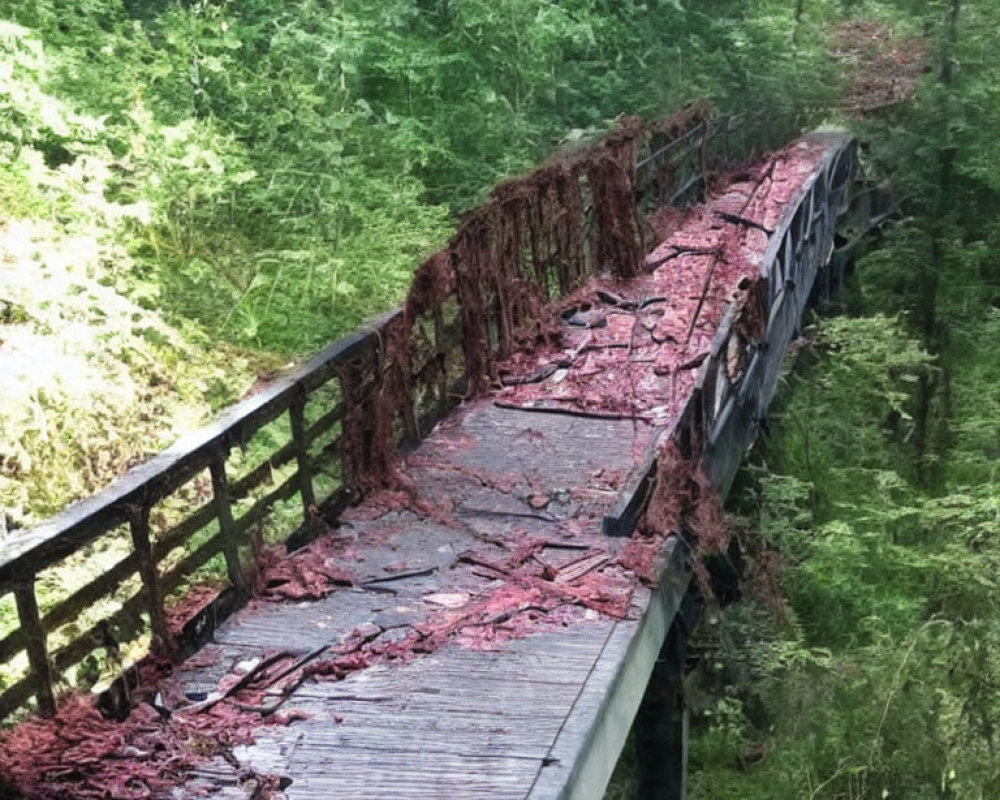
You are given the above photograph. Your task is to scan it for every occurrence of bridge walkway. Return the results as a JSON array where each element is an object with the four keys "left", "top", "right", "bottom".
[
  {"left": 163, "top": 132, "right": 851, "bottom": 800},
  {"left": 0, "top": 124, "right": 855, "bottom": 800},
  {"left": 177, "top": 406, "right": 667, "bottom": 800}
]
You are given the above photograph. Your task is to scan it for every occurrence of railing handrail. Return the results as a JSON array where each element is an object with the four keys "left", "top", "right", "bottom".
[{"left": 682, "top": 131, "right": 857, "bottom": 494}]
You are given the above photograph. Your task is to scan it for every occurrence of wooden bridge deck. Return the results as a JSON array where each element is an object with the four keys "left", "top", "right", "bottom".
[
  {"left": 158, "top": 132, "right": 851, "bottom": 800},
  {"left": 0, "top": 128, "right": 855, "bottom": 800},
  {"left": 174, "top": 404, "right": 687, "bottom": 799}
]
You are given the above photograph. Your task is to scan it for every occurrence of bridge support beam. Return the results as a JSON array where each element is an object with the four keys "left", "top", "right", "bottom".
[{"left": 635, "top": 584, "right": 701, "bottom": 800}]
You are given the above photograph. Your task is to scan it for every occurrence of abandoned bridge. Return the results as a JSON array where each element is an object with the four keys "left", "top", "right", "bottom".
[{"left": 0, "top": 113, "right": 856, "bottom": 800}]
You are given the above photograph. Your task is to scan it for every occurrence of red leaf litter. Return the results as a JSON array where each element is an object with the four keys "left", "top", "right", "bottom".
[
  {"left": 0, "top": 687, "right": 291, "bottom": 800},
  {"left": 493, "top": 137, "right": 827, "bottom": 425},
  {"left": 255, "top": 536, "right": 357, "bottom": 601},
  {"left": 0, "top": 136, "right": 832, "bottom": 800},
  {"left": 165, "top": 581, "right": 226, "bottom": 637}
]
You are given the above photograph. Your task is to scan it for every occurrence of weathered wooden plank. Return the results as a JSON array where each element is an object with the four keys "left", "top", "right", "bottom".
[
  {"left": 49, "top": 590, "right": 147, "bottom": 678},
  {"left": 159, "top": 534, "right": 224, "bottom": 596},
  {"left": 0, "top": 626, "right": 25, "bottom": 667},
  {"left": 230, "top": 469, "right": 301, "bottom": 539},
  {"left": 602, "top": 433, "right": 664, "bottom": 537},
  {"left": 13, "top": 580, "right": 56, "bottom": 716},
  {"left": 128, "top": 505, "right": 172, "bottom": 655},
  {"left": 0, "top": 674, "right": 36, "bottom": 723},
  {"left": 300, "top": 673, "right": 588, "bottom": 715},
  {"left": 526, "top": 539, "right": 691, "bottom": 800},
  {"left": 153, "top": 501, "right": 216, "bottom": 564},
  {"left": 249, "top": 702, "right": 566, "bottom": 748}
]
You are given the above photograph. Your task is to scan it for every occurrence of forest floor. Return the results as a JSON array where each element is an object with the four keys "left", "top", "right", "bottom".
[{"left": 830, "top": 20, "right": 929, "bottom": 114}]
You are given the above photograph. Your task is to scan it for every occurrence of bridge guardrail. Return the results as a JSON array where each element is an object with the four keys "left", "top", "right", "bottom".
[
  {"left": 673, "top": 132, "right": 857, "bottom": 493},
  {"left": 0, "top": 108, "right": 812, "bottom": 721}
]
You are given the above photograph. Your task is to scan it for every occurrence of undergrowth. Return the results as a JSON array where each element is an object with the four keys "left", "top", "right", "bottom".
[{"left": 684, "top": 311, "right": 1000, "bottom": 799}]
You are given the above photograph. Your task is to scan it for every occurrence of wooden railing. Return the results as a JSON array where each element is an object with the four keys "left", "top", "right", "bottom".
[{"left": 0, "top": 108, "right": 815, "bottom": 721}]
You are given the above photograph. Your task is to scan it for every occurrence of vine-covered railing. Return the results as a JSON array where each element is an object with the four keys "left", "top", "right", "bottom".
[{"left": 0, "top": 106, "right": 811, "bottom": 721}]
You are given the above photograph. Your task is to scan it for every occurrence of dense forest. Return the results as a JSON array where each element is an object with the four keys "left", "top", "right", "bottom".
[
  {"left": 676, "top": 2, "right": 1000, "bottom": 799},
  {"left": 0, "top": 0, "right": 997, "bottom": 797}
]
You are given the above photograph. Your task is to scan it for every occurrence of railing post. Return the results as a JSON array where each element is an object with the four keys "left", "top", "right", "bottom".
[
  {"left": 433, "top": 305, "right": 449, "bottom": 418},
  {"left": 127, "top": 503, "right": 174, "bottom": 658},
  {"left": 208, "top": 453, "right": 247, "bottom": 594},
  {"left": 400, "top": 387, "right": 421, "bottom": 445},
  {"left": 289, "top": 386, "right": 317, "bottom": 521},
  {"left": 13, "top": 578, "right": 56, "bottom": 717}
]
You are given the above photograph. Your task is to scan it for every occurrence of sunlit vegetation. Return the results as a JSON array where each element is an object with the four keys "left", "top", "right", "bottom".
[{"left": 0, "top": 0, "right": 841, "bottom": 527}]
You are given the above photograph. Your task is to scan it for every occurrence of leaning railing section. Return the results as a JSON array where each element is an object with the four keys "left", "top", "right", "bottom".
[{"left": 0, "top": 108, "right": 808, "bottom": 721}]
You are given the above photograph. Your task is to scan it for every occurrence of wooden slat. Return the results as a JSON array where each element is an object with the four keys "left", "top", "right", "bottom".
[
  {"left": 231, "top": 471, "right": 301, "bottom": 538},
  {"left": 0, "top": 674, "right": 37, "bottom": 723},
  {"left": 0, "top": 626, "right": 26, "bottom": 666},
  {"left": 49, "top": 591, "right": 147, "bottom": 677},
  {"left": 159, "top": 535, "right": 225, "bottom": 597},
  {"left": 13, "top": 580, "right": 56, "bottom": 716},
  {"left": 153, "top": 502, "right": 216, "bottom": 564},
  {"left": 229, "top": 452, "right": 288, "bottom": 502},
  {"left": 208, "top": 458, "right": 246, "bottom": 593},
  {"left": 223, "top": 398, "right": 341, "bottom": 505},
  {"left": 303, "top": 402, "right": 343, "bottom": 446},
  {"left": 41, "top": 551, "right": 141, "bottom": 636}
]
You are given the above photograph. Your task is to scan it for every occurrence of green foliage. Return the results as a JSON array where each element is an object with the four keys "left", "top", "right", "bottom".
[
  {"left": 689, "top": 313, "right": 1000, "bottom": 798},
  {"left": 0, "top": 0, "right": 857, "bottom": 525},
  {"left": 766, "top": 315, "right": 934, "bottom": 505},
  {"left": 687, "top": 3, "right": 1000, "bottom": 773},
  {"left": 0, "top": 0, "right": 995, "bottom": 794}
]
